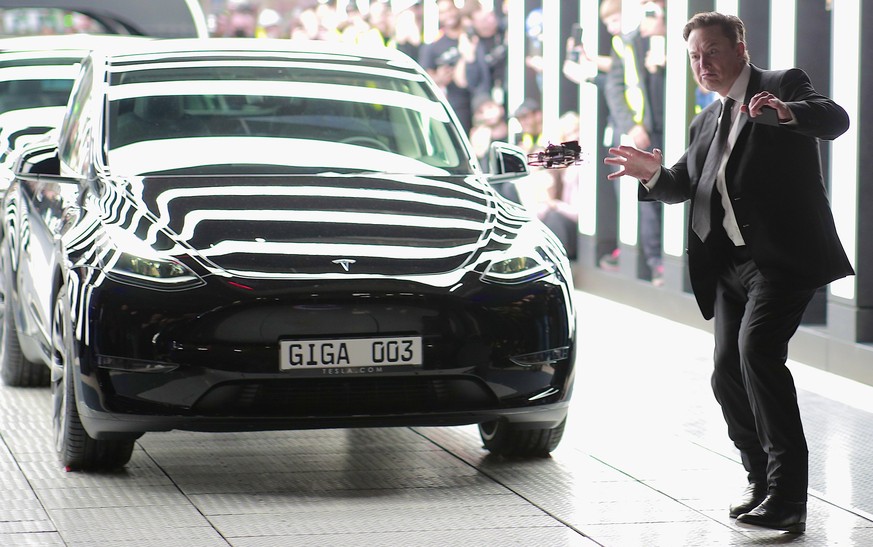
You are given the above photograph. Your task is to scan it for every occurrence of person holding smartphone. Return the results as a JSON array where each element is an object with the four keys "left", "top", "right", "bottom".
[{"left": 604, "top": 0, "right": 667, "bottom": 285}]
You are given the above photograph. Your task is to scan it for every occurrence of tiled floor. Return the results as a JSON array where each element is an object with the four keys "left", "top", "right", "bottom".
[{"left": 1, "top": 291, "right": 871, "bottom": 546}]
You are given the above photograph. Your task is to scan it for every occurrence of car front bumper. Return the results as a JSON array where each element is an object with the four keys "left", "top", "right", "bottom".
[{"left": 73, "top": 273, "right": 576, "bottom": 437}]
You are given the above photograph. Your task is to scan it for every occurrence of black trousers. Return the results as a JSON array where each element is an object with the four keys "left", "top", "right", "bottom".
[{"left": 710, "top": 243, "right": 814, "bottom": 502}]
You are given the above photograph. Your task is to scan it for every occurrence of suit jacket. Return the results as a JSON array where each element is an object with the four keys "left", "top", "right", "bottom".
[{"left": 642, "top": 65, "right": 853, "bottom": 319}]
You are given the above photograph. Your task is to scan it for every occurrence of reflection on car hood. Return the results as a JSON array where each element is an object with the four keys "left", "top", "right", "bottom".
[
  {"left": 0, "top": 106, "right": 63, "bottom": 163},
  {"left": 121, "top": 173, "right": 519, "bottom": 279},
  {"left": 110, "top": 137, "right": 455, "bottom": 177}
]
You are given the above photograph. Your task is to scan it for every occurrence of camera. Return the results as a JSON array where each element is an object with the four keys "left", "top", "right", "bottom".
[
  {"left": 643, "top": 2, "right": 662, "bottom": 18},
  {"left": 571, "top": 23, "right": 583, "bottom": 44},
  {"left": 435, "top": 46, "right": 461, "bottom": 67}
]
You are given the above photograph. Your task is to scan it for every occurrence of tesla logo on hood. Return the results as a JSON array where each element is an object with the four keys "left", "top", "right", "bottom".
[{"left": 332, "top": 259, "right": 356, "bottom": 272}]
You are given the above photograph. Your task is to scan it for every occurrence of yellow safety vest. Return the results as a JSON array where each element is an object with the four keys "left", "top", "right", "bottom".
[{"left": 612, "top": 35, "right": 645, "bottom": 125}]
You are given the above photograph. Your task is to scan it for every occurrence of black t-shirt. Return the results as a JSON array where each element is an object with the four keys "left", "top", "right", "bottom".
[{"left": 419, "top": 35, "right": 474, "bottom": 134}]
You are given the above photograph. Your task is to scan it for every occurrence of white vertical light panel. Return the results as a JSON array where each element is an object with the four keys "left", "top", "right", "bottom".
[
  {"left": 829, "top": 0, "right": 860, "bottom": 300},
  {"left": 661, "top": 0, "right": 689, "bottom": 257},
  {"left": 617, "top": 0, "right": 641, "bottom": 246},
  {"left": 506, "top": 1, "right": 527, "bottom": 120},
  {"left": 715, "top": 0, "right": 739, "bottom": 15},
  {"left": 576, "top": 0, "right": 600, "bottom": 237},
  {"left": 618, "top": 166, "right": 638, "bottom": 245},
  {"left": 541, "top": 0, "right": 561, "bottom": 142},
  {"left": 769, "top": 0, "right": 796, "bottom": 69},
  {"left": 421, "top": 0, "right": 439, "bottom": 44}
]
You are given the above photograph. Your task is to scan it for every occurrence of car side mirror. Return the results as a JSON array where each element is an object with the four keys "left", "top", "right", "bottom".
[
  {"left": 487, "top": 141, "right": 529, "bottom": 181},
  {"left": 15, "top": 143, "right": 60, "bottom": 176}
]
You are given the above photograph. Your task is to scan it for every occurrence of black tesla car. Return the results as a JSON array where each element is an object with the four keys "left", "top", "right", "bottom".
[{"left": 1, "top": 38, "right": 576, "bottom": 470}]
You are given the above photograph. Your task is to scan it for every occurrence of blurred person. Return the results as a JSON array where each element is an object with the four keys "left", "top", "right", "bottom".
[
  {"left": 469, "top": 92, "right": 516, "bottom": 202},
  {"left": 468, "top": 4, "right": 508, "bottom": 106},
  {"left": 255, "top": 8, "right": 284, "bottom": 39},
  {"left": 393, "top": 5, "right": 422, "bottom": 60},
  {"left": 524, "top": 7, "right": 544, "bottom": 95},
  {"left": 337, "top": 4, "right": 365, "bottom": 42},
  {"left": 226, "top": 1, "right": 257, "bottom": 37},
  {"left": 604, "top": 12, "right": 851, "bottom": 533},
  {"left": 418, "top": 0, "right": 480, "bottom": 135},
  {"left": 605, "top": 0, "right": 667, "bottom": 285},
  {"left": 640, "top": 1, "right": 667, "bottom": 74},
  {"left": 366, "top": 0, "right": 394, "bottom": 47},
  {"left": 469, "top": 92, "right": 508, "bottom": 167},
  {"left": 512, "top": 98, "right": 543, "bottom": 155},
  {"left": 535, "top": 111, "right": 581, "bottom": 260},
  {"left": 315, "top": 2, "right": 343, "bottom": 37},
  {"left": 290, "top": 6, "right": 338, "bottom": 42},
  {"left": 563, "top": 0, "right": 622, "bottom": 85},
  {"left": 338, "top": 4, "right": 381, "bottom": 46},
  {"left": 562, "top": 0, "right": 623, "bottom": 271}
]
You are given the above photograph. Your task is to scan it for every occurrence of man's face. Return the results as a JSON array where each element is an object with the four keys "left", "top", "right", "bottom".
[
  {"left": 472, "top": 9, "right": 498, "bottom": 37},
  {"left": 438, "top": 0, "right": 461, "bottom": 30},
  {"left": 687, "top": 25, "right": 745, "bottom": 96}
]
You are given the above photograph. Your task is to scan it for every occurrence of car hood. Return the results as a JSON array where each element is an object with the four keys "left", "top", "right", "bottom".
[{"left": 122, "top": 174, "right": 519, "bottom": 279}]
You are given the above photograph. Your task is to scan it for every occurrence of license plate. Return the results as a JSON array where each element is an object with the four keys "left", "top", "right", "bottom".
[{"left": 279, "top": 336, "right": 422, "bottom": 371}]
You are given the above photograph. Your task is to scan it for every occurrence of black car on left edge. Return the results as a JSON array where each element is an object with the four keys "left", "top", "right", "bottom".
[{"left": 1, "top": 38, "right": 576, "bottom": 470}]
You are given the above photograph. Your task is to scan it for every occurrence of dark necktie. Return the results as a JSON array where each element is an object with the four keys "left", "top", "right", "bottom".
[{"left": 691, "top": 97, "right": 735, "bottom": 242}]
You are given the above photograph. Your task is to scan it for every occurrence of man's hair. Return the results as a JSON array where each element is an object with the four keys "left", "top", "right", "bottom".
[
  {"left": 599, "top": 0, "right": 621, "bottom": 20},
  {"left": 683, "top": 11, "right": 750, "bottom": 63}
]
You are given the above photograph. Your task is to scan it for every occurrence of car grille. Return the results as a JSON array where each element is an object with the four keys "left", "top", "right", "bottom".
[{"left": 193, "top": 376, "right": 496, "bottom": 417}]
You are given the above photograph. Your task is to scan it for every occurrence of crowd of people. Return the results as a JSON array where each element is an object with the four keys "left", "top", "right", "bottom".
[{"left": 212, "top": 1, "right": 513, "bottom": 143}]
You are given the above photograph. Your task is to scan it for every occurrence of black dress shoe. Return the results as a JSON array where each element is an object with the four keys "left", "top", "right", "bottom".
[
  {"left": 735, "top": 494, "right": 806, "bottom": 533},
  {"left": 729, "top": 482, "right": 767, "bottom": 518}
]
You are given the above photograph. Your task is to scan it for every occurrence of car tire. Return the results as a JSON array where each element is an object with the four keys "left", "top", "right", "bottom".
[
  {"left": 51, "top": 284, "right": 135, "bottom": 471},
  {"left": 0, "top": 258, "right": 49, "bottom": 387},
  {"left": 479, "top": 417, "right": 567, "bottom": 458}
]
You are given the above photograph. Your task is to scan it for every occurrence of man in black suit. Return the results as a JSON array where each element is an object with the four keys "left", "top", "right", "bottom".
[{"left": 604, "top": 12, "right": 852, "bottom": 534}]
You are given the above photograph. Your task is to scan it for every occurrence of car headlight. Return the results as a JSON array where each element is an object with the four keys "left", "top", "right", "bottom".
[
  {"left": 97, "top": 228, "right": 204, "bottom": 290},
  {"left": 108, "top": 251, "right": 202, "bottom": 287},
  {"left": 480, "top": 224, "right": 562, "bottom": 285}
]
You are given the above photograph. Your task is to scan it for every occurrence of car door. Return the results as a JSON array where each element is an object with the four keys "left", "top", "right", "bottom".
[{"left": 13, "top": 56, "right": 95, "bottom": 361}]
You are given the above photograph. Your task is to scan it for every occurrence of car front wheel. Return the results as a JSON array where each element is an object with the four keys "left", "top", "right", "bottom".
[
  {"left": 479, "top": 417, "right": 567, "bottom": 458},
  {"left": 51, "top": 284, "right": 135, "bottom": 471}
]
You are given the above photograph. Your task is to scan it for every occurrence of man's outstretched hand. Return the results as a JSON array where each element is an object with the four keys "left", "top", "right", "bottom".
[{"left": 604, "top": 146, "right": 662, "bottom": 181}]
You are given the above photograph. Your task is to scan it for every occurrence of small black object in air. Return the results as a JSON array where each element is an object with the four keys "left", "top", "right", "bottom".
[{"left": 527, "top": 140, "right": 582, "bottom": 169}]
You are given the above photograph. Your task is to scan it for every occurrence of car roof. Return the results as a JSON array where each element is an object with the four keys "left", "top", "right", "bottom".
[
  {"left": 0, "top": 0, "right": 208, "bottom": 38},
  {"left": 97, "top": 38, "right": 422, "bottom": 70},
  {"left": 0, "top": 33, "right": 153, "bottom": 55}
]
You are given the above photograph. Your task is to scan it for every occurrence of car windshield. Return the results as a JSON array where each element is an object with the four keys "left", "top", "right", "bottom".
[
  {"left": 106, "top": 59, "right": 475, "bottom": 176},
  {"left": 0, "top": 56, "right": 79, "bottom": 115}
]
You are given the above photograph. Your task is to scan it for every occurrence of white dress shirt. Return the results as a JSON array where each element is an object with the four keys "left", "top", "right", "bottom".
[
  {"left": 642, "top": 64, "right": 760, "bottom": 246},
  {"left": 717, "top": 63, "right": 752, "bottom": 246}
]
